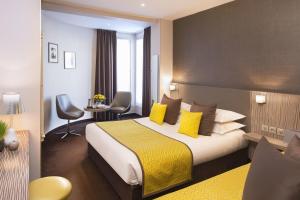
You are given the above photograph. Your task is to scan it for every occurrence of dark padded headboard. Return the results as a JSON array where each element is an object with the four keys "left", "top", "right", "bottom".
[{"left": 171, "top": 83, "right": 251, "bottom": 131}]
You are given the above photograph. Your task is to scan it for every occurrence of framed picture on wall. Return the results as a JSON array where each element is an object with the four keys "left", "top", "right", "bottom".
[
  {"left": 48, "top": 43, "right": 58, "bottom": 63},
  {"left": 64, "top": 51, "right": 76, "bottom": 69}
]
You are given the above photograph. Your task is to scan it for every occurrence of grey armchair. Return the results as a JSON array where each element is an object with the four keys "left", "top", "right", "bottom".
[
  {"left": 56, "top": 94, "right": 84, "bottom": 139},
  {"left": 110, "top": 92, "right": 131, "bottom": 119}
]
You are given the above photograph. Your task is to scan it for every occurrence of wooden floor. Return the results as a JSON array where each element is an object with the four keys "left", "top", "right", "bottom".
[{"left": 42, "top": 115, "right": 140, "bottom": 200}]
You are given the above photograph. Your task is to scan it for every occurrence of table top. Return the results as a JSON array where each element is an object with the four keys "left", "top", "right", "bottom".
[
  {"left": 0, "top": 130, "right": 29, "bottom": 200},
  {"left": 84, "top": 105, "right": 111, "bottom": 112},
  {"left": 243, "top": 132, "right": 288, "bottom": 151}
]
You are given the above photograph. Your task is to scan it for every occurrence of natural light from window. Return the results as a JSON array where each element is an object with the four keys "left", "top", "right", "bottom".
[{"left": 117, "top": 39, "right": 131, "bottom": 92}]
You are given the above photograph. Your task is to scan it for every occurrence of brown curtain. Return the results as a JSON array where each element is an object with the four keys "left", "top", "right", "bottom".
[
  {"left": 95, "top": 29, "right": 117, "bottom": 121},
  {"left": 142, "top": 27, "right": 151, "bottom": 117}
]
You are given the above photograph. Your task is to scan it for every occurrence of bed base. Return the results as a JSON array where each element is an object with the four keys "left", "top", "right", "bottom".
[{"left": 88, "top": 144, "right": 249, "bottom": 200}]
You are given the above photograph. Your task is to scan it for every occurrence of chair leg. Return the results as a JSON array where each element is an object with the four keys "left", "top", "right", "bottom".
[
  {"left": 116, "top": 113, "right": 123, "bottom": 120},
  {"left": 54, "top": 120, "right": 82, "bottom": 139}
]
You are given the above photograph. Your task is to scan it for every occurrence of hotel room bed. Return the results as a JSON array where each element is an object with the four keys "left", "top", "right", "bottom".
[
  {"left": 86, "top": 117, "right": 247, "bottom": 185},
  {"left": 86, "top": 117, "right": 249, "bottom": 200}
]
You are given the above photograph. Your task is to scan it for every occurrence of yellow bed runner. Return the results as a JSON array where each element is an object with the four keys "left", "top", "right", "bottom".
[
  {"left": 96, "top": 120, "right": 193, "bottom": 197},
  {"left": 156, "top": 164, "right": 250, "bottom": 200}
]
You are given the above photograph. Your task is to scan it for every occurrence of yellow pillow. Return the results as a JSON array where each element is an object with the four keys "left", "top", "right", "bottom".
[
  {"left": 149, "top": 103, "right": 168, "bottom": 125},
  {"left": 178, "top": 110, "right": 202, "bottom": 138}
]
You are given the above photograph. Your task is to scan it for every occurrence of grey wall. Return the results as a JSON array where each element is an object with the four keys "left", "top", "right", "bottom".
[
  {"left": 173, "top": 0, "right": 300, "bottom": 94},
  {"left": 42, "top": 14, "right": 97, "bottom": 133}
]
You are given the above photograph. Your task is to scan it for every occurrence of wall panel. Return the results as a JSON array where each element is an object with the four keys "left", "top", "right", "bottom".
[{"left": 174, "top": 0, "right": 300, "bottom": 94}]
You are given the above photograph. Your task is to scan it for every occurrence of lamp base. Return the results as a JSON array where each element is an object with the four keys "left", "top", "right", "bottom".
[{"left": 4, "top": 128, "right": 18, "bottom": 146}]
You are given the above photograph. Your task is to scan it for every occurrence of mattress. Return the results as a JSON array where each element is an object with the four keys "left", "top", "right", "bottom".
[{"left": 86, "top": 117, "right": 248, "bottom": 185}]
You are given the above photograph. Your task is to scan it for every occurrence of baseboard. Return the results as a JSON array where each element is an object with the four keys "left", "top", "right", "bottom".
[
  {"left": 45, "top": 113, "right": 142, "bottom": 135},
  {"left": 45, "top": 118, "right": 94, "bottom": 135}
]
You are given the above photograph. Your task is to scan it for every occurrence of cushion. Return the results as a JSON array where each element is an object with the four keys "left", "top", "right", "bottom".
[
  {"left": 213, "top": 122, "right": 245, "bottom": 135},
  {"left": 190, "top": 102, "right": 217, "bottom": 136},
  {"left": 243, "top": 137, "right": 300, "bottom": 200},
  {"left": 110, "top": 106, "right": 126, "bottom": 112},
  {"left": 283, "top": 129, "right": 300, "bottom": 143},
  {"left": 149, "top": 103, "right": 167, "bottom": 125},
  {"left": 178, "top": 110, "right": 202, "bottom": 138},
  {"left": 215, "top": 109, "right": 246, "bottom": 123},
  {"left": 181, "top": 102, "right": 191, "bottom": 112},
  {"left": 161, "top": 94, "right": 182, "bottom": 125},
  {"left": 285, "top": 135, "right": 300, "bottom": 161}
]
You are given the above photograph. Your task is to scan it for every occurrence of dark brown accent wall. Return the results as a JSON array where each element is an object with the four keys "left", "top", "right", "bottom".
[{"left": 173, "top": 0, "right": 300, "bottom": 94}]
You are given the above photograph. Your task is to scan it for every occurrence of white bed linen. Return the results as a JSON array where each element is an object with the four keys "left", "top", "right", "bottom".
[{"left": 86, "top": 117, "right": 248, "bottom": 185}]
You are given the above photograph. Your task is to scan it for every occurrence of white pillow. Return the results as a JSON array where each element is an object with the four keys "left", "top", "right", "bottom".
[
  {"left": 177, "top": 102, "right": 192, "bottom": 123},
  {"left": 214, "top": 109, "right": 246, "bottom": 123},
  {"left": 181, "top": 102, "right": 191, "bottom": 112},
  {"left": 213, "top": 122, "right": 246, "bottom": 135}
]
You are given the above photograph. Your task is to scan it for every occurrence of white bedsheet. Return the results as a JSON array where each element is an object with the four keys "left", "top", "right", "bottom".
[{"left": 86, "top": 117, "right": 248, "bottom": 185}]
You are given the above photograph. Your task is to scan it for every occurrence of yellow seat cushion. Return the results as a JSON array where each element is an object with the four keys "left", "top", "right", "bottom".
[
  {"left": 29, "top": 176, "right": 72, "bottom": 200},
  {"left": 149, "top": 103, "right": 167, "bottom": 125},
  {"left": 178, "top": 110, "right": 202, "bottom": 138}
]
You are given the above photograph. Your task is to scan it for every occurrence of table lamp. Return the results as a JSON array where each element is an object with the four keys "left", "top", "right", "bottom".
[{"left": 1, "top": 92, "right": 24, "bottom": 146}]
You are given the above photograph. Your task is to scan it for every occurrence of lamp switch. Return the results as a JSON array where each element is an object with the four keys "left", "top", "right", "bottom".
[
  {"left": 269, "top": 126, "right": 277, "bottom": 134},
  {"left": 261, "top": 124, "right": 268, "bottom": 132}
]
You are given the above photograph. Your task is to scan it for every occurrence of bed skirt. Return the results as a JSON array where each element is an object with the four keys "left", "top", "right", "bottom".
[{"left": 88, "top": 144, "right": 249, "bottom": 200}]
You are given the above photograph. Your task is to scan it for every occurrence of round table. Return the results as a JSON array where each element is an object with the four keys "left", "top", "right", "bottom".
[{"left": 84, "top": 105, "right": 111, "bottom": 121}]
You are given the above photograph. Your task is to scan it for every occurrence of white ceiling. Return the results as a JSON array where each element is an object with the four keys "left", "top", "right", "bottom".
[
  {"left": 46, "top": 0, "right": 234, "bottom": 20},
  {"left": 42, "top": 10, "right": 150, "bottom": 33}
]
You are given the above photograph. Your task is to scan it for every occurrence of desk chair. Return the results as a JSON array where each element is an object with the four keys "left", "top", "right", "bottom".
[
  {"left": 56, "top": 94, "right": 84, "bottom": 139},
  {"left": 110, "top": 92, "right": 131, "bottom": 120}
]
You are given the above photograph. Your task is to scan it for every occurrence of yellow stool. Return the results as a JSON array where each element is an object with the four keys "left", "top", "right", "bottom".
[{"left": 29, "top": 176, "right": 72, "bottom": 200}]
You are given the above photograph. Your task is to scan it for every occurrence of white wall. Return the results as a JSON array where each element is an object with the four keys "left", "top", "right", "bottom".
[
  {"left": 151, "top": 22, "right": 161, "bottom": 102},
  {"left": 42, "top": 15, "right": 96, "bottom": 133},
  {"left": 159, "top": 20, "right": 173, "bottom": 99},
  {"left": 150, "top": 20, "right": 173, "bottom": 102},
  {"left": 0, "top": 0, "right": 41, "bottom": 180}
]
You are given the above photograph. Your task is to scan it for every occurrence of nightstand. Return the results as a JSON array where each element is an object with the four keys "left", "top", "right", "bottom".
[{"left": 243, "top": 132, "right": 288, "bottom": 159}]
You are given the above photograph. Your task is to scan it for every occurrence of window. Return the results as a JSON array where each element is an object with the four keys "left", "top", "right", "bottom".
[
  {"left": 135, "top": 38, "right": 143, "bottom": 108},
  {"left": 117, "top": 38, "right": 131, "bottom": 92},
  {"left": 116, "top": 33, "right": 143, "bottom": 115}
]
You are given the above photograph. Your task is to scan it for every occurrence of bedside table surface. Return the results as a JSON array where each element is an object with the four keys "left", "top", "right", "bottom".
[
  {"left": 0, "top": 130, "right": 29, "bottom": 200},
  {"left": 244, "top": 132, "right": 288, "bottom": 151}
]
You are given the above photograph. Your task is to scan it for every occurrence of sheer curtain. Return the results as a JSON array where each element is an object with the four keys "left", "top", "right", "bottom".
[{"left": 95, "top": 29, "right": 117, "bottom": 121}]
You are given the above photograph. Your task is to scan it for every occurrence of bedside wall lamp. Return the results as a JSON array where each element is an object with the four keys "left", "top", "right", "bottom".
[
  {"left": 169, "top": 83, "right": 176, "bottom": 91},
  {"left": 256, "top": 95, "right": 266, "bottom": 104}
]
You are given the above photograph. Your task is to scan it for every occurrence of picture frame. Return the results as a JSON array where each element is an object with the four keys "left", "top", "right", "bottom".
[
  {"left": 64, "top": 51, "right": 76, "bottom": 69},
  {"left": 48, "top": 43, "right": 58, "bottom": 63}
]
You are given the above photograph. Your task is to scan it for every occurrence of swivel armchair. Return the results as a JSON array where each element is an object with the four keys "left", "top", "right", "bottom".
[
  {"left": 56, "top": 94, "right": 84, "bottom": 139},
  {"left": 110, "top": 92, "right": 131, "bottom": 120}
]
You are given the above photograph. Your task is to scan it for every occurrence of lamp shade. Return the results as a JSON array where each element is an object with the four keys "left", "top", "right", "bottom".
[
  {"left": 1, "top": 93, "right": 23, "bottom": 115},
  {"left": 255, "top": 95, "right": 266, "bottom": 104}
]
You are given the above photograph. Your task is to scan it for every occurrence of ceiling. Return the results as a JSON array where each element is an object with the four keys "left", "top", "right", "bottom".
[
  {"left": 44, "top": 0, "right": 234, "bottom": 20},
  {"left": 42, "top": 10, "right": 150, "bottom": 33}
]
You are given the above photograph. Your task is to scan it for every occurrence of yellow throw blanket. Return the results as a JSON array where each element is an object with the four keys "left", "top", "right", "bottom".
[
  {"left": 156, "top": 164, "right": 250, "bottom": 200},
  {"left": 96, "top": 120, "right": 193, "bottom": 197}
]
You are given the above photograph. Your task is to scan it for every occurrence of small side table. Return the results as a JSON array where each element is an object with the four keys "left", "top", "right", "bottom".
[
  {"left": 243, "top": 132, "right": 288, "bottom": 159},
  {"left": 84, "top": 105, "right": 111, "bottom": 121}
]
